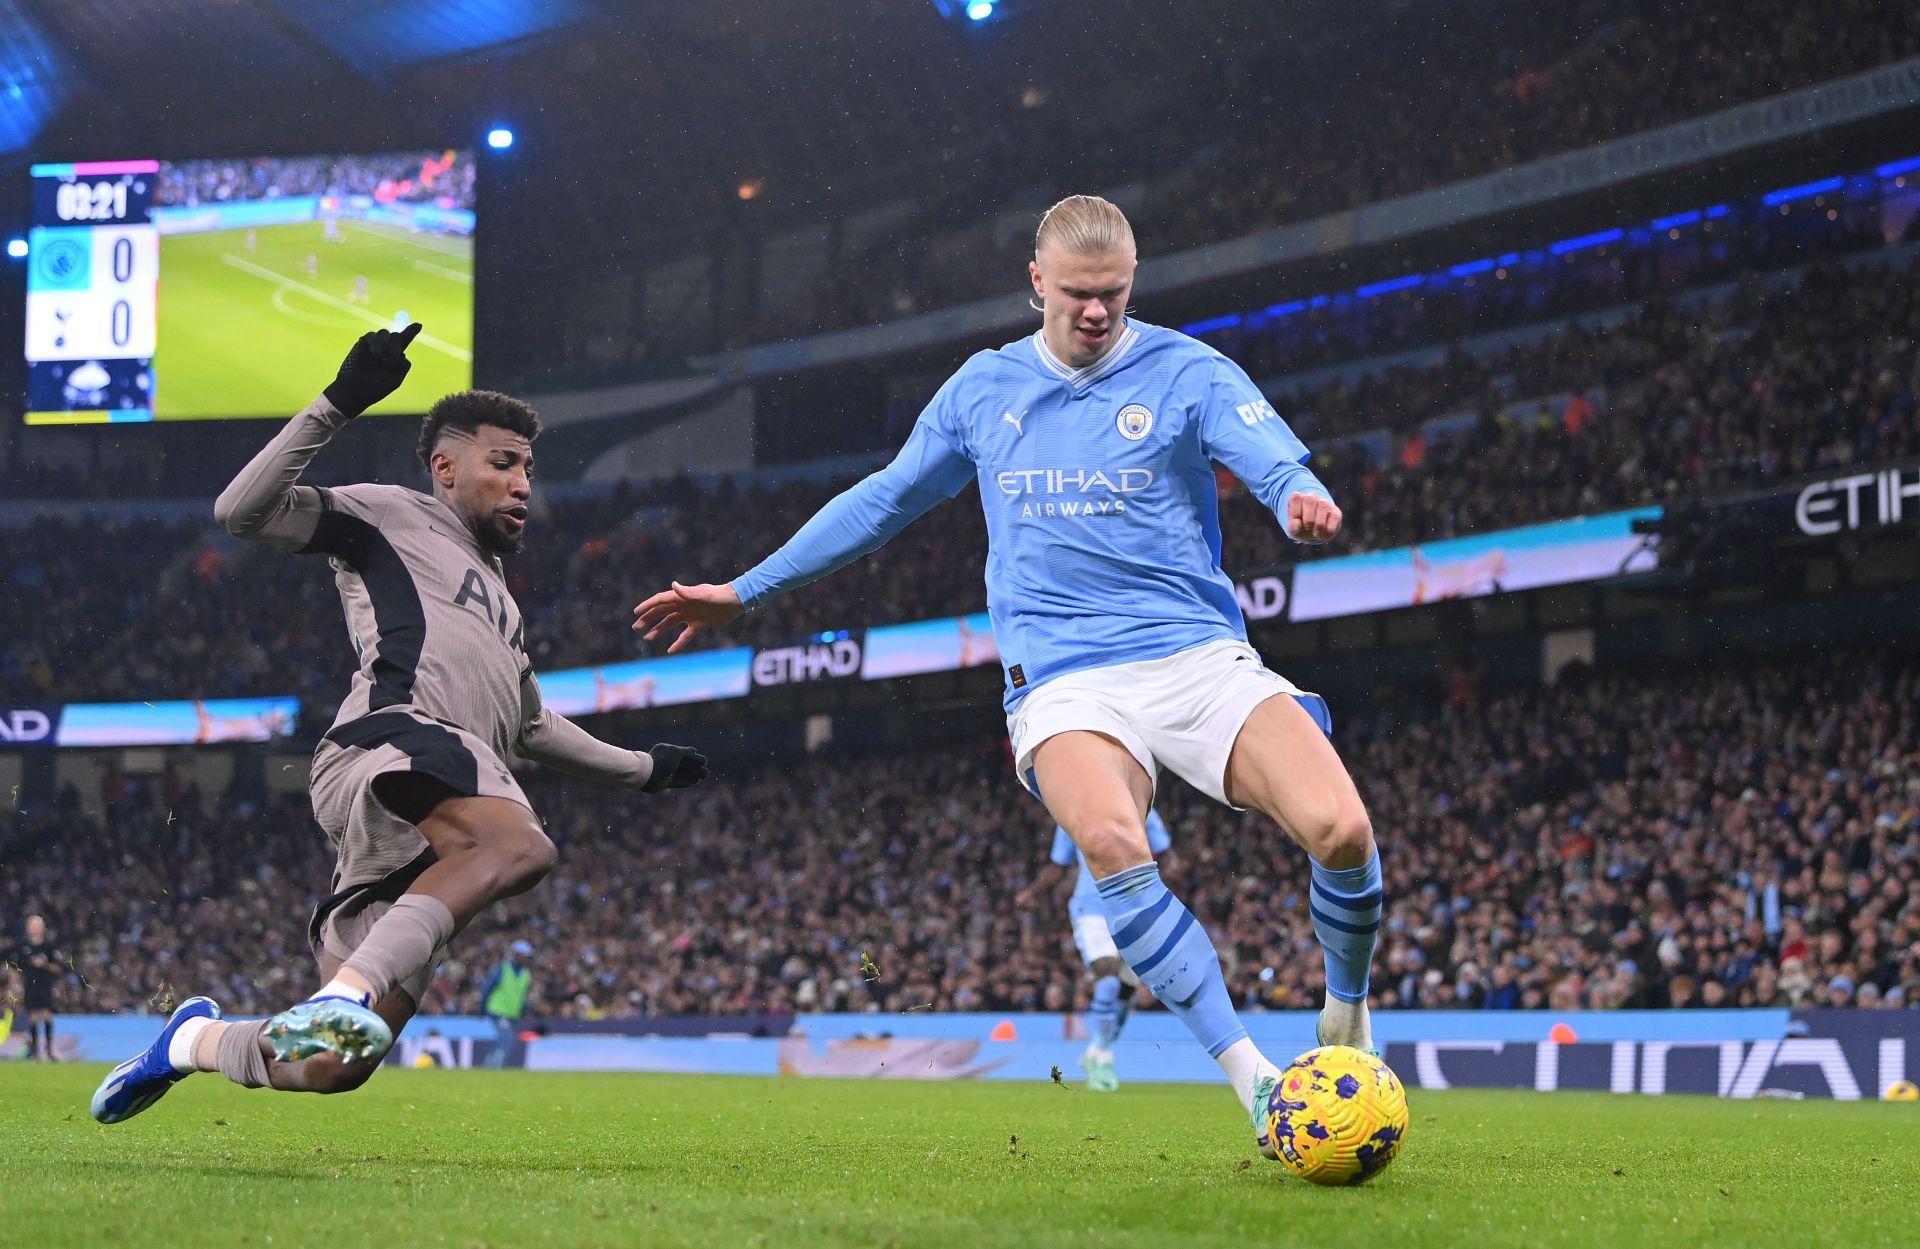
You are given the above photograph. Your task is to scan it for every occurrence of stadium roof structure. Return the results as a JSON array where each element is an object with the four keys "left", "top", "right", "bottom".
[
  {"left": 2, "top": 0, "right": 1340, "bottom": 228},
  {"left": 266, "top": 0, "right": 599, "bottom": 79},
  {"left": 0, "top": 0, "right": 603, "bottom": 154}
]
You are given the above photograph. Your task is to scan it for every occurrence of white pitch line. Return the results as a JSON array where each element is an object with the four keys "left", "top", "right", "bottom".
[
  {"left": 220, "top": 253, "right": 472, "bottom": 362},
  {"left": 411, "top": 257, "right": 473, "bottom": 284},
  {"left": 343, "top": 218, "right": 471, "bottom": 258},
  {"left": 270, "top": 282, "right": 363, "bottom": 329}
]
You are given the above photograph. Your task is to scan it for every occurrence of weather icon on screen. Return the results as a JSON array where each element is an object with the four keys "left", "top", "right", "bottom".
[{"left": 62, "top": 360, "right": 112, "bottom": 405}]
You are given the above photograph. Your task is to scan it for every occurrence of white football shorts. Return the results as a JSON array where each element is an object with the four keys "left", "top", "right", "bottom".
[
  {"left": 1007, "top": 637, "right": 1329, "bottom": 808},
  {"left": 1072, "top": 912, "right": 1120, "bottom": 966}
]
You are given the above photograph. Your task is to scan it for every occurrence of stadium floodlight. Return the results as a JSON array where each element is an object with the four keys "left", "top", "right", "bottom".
[
  {"left": 5, "top": 237, "right": 25, "bottom": 259},
  {"left": 487, "top": 127, "right": 515, "bottom": 150},
  {"left": 967, "top": 0, "right": 995, "bottom": 19}
]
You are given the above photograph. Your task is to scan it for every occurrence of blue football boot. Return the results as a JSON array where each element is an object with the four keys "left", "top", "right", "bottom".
[{"left": 91, "top": 995, "right": 222, "bottom": 1124}]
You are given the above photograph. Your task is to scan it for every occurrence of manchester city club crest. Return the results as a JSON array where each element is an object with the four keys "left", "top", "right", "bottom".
[{"left": 1115, "top": 403, "right": 1153, "bottom": 440}]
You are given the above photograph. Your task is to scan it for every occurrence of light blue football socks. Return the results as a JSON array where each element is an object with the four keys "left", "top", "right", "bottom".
[
  {"left": 1309, "top": 851, "right": 1383, "bottom": 1004},
  {"left": 1095, "top": 863, "right": 1246, "bottom": 1058},
  {"left": 1089, "top": 973, "right": 1124, "bottom": 1051}
]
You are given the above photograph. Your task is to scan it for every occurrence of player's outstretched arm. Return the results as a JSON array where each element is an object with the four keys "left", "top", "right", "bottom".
[
  {"left": 213, "top": 324, "right": 422, "bottom": 549},
  {"left": 517, "top": 673, "right": 710, "bottom": 792},
  {"left": 631, "top": 415, "right": 974, "bottom": 652}
]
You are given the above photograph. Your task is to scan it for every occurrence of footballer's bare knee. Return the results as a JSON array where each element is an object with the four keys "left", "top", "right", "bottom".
[
  {"left": 1305, "top": 807, "right": 1374, "bottom": 870},
  {"left": 1071, "top": 819, "right": 1152, "bottom": 879},
  {"left": 481, "top": 818, "right": 556, "bottom": 897},
  {"left": 419, "top": 798, "right": 556, "bottom": 899}
]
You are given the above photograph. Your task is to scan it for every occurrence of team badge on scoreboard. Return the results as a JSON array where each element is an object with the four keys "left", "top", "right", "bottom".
[
  {"left": 1115, "top": 403, "right": 1153, "bottom": 440},
  {"left": 33, "top": 233, "right": 92, "bottom": 292}
]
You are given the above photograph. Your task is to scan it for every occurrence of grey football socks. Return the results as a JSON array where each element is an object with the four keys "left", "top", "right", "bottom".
[
  {"left": 337, "top": 894, "right": 456, "bottom": 1002},
  {"left": 214, "top": 1020, "right": 273, "bottom": 1088}
]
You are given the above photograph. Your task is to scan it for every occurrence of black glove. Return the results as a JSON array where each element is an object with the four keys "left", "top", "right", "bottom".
[
  {"left": 324, "top": 322, "right": 423, "bottom": 417},
  {"left": 641, "top": 743, "right": 710, "bottom": 793}
]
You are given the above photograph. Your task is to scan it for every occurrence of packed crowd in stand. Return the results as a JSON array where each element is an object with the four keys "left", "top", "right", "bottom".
[
  {"left": 8, "top": 237, "right": 1916, "bottom": 704},
  {"left": 6, "top": 650, "right": 1916, "bottom": 1019},
  {"left": 1220, "top": 251, "right": 1920, "bottom": 570},
  {"left": 0, "top": 515, "right": 214, "bottom": 704},
  {"left": 761, "top": 0, "right": 1920, "bottom": 339},
  {"left": 155, "top": 152, "right": 476, "bottom": 210},
  {"left": 1199, "top": 203, "right": 1896, "bottom": 386}
]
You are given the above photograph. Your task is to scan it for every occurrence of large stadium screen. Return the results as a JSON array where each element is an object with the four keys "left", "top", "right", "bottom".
[{"left": 23, "top": 150, "right": 474, "bottom": 423}]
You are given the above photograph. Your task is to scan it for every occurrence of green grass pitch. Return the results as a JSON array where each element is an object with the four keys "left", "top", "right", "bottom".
[
  {"left": 4, "top": 1066, "right": 1914, "bottom": 1248},
  {"left": 153, "top": 219, "right": 473, "bottom": 420}
]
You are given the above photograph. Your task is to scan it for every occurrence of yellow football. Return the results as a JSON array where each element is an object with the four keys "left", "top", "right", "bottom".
[
  {"left": 1884, "top": 1080, "right": 1918, "bottom": 1102},
  {"left": 1265, "top": 1045, "right": 1411, "bottom": 1185}
]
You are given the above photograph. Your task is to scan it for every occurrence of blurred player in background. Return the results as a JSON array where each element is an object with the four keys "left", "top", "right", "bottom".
[
  {"left": 7, "top": 915, "right": 63, "bottom": 1061},
  {"left": 636, "top": 195, "right": 1379, "bottom": 1160},
  {"left": 1014, "top": 809, "right": 1175, "bottom": 1091},
  {"left": 91, "top": 325, "right": 710, "bottom": 1125}
]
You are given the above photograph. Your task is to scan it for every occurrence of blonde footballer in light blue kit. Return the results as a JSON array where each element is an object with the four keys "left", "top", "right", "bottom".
[{"left": 636, "top": 195, "right": 1380, "bottom": 1157}]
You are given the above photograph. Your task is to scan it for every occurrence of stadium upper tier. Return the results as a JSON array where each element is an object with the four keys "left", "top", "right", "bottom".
[
  {"left": 7, "top": 233, "right": 1916, "bottom": 706},
  {"left": 4, "top": 0, "right": 1912, "bottom": 391},
  {"left": 713, "top": 0, "right": 1920, "bottom": 354},
  {"left": 5, "top": 647, "right": 1914, "bottom": 1019}
]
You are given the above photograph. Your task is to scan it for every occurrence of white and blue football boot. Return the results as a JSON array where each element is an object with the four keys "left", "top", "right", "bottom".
[
  {"left": 264, "top": 995, "right": 392, "bottom": 1065},
  {"left": 90, "top": 995, "right": 222, "bottom": 1125}
]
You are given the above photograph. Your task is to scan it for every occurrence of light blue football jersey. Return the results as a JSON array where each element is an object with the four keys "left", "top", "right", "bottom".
[
  {"left": 731, "top": 319, "right": 1331, "bottom": 709},
  {"left": 1050, "top": 809, "right": 1173, "bottom": 919}
]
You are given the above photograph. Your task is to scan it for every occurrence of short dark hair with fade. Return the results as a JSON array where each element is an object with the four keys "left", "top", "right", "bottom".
[{"left": 417, "top": 389, "right": 543, "bottom": 471}]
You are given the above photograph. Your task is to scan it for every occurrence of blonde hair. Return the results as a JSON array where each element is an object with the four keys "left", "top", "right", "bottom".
[{"left": 1034, "top": 194, "right": 1136, "bottom": 258}]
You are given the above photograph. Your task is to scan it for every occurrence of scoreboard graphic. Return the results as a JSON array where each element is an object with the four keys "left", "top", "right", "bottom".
[
  {"left": 25, "top": 160, "right": 161, "bottom": 423},
  {"left": 21, "top": 150, "right": 475, "bottom": 424}
]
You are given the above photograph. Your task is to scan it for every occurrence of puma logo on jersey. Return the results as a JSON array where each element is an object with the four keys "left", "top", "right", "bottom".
[
  {"left": 452, "top": 568, "right": 526, "bottom": 652},
  {"left": 1002, "top": 410, "right": 1027, "bottom": 436}
]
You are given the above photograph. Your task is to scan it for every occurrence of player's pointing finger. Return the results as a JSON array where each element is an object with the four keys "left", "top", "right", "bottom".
[{"left": 397, "top": 322, "right": 424, "bottom": 349}]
